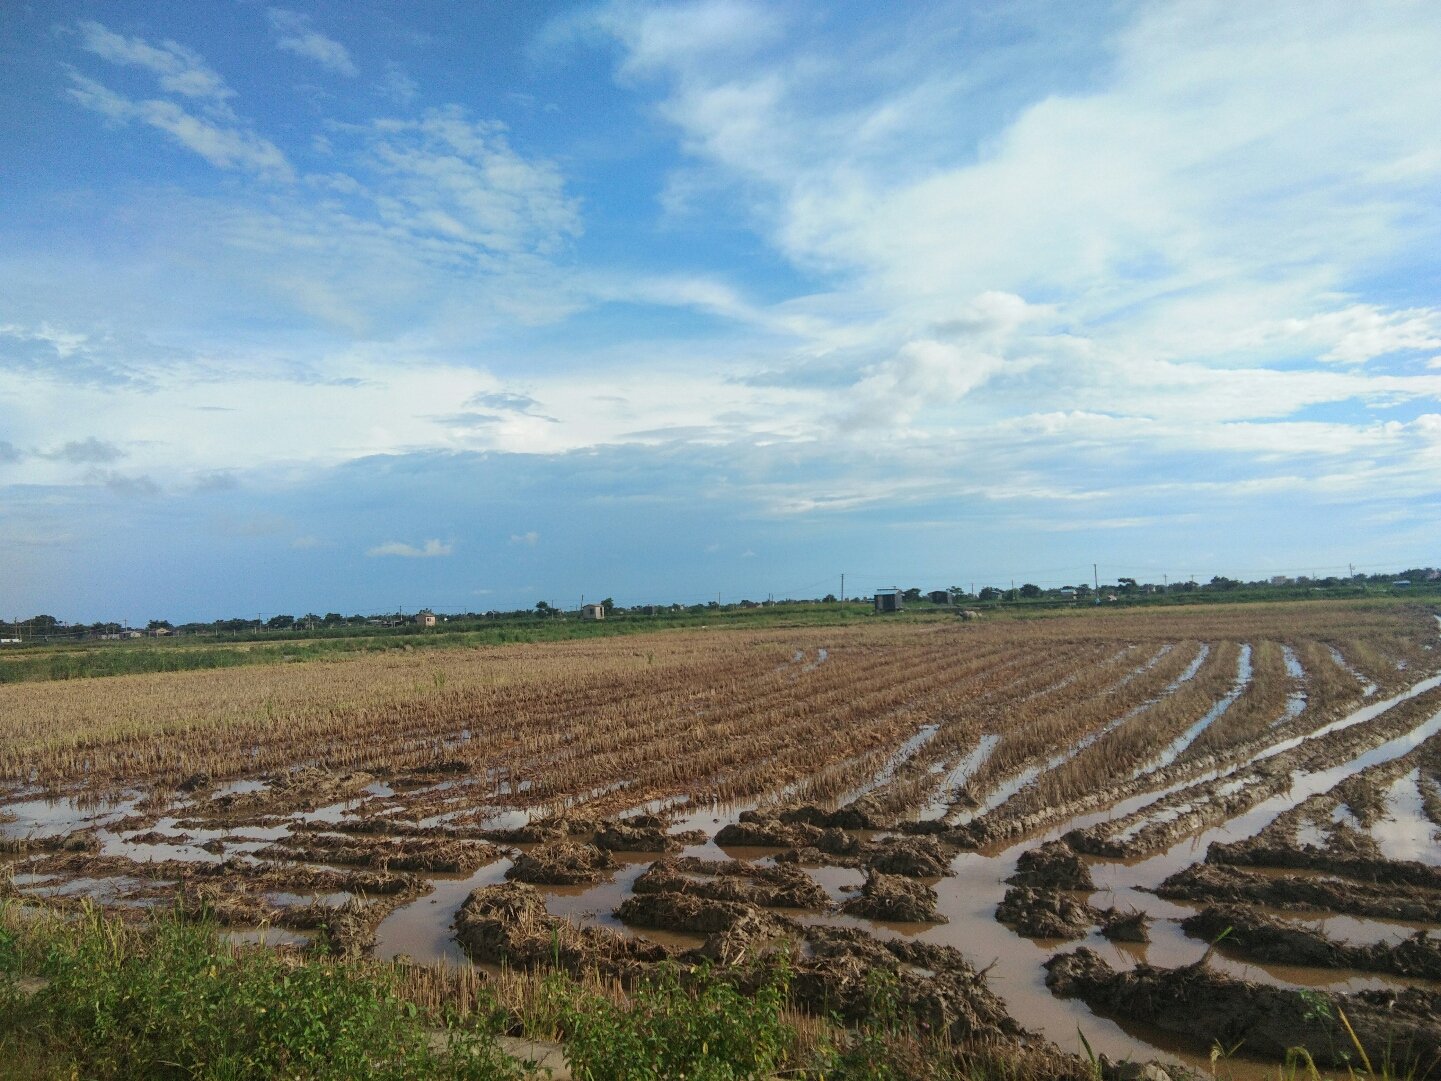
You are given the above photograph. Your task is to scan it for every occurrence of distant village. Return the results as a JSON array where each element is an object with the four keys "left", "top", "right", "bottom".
[{"left": 3, "top": 566, "right": 1437, "bottom": 646}]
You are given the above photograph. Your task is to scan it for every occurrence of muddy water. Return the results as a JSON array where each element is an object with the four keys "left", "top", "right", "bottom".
[{"left": 1372, "top": 769, "right": 1441, "bottom": 865}]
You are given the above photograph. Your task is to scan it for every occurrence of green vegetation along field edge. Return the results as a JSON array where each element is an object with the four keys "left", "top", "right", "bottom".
[
  {"left": 2, "top": 903, "right": 1419, "bottom": 1081},
  {"left": 1, "top": 902, "right": 1066, "bottom": 1081}
]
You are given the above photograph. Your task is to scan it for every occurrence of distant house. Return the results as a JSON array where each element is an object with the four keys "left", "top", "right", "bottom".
[
  {"left": 1393, "top": 580, "right": 1412, "bottom": 589},
  {"left": 640, "top": 605, "right": 658, "bottom": 616},
  {"left": 581, "top": 604, "right": 605, "bottom": 620},
  {"left": 874, "top": 588, "right": 903, "bottom": 613},
  {"left": 416, "top": 610, "right": 437, "bottom": 627},
  {"left": 927, "top": 590, "right": 951, "bottom": 605},
  {"left": 1059, "top": 588, "right": 1076, "bottom": 599}
]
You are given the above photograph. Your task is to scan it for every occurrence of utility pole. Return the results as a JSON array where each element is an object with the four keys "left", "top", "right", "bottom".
[
  {"left": 1093, "top": 564, "right": 1099, "bottom": 591},
  {"left": 840, "top": 573, "right": 845, "bottom": 602}
]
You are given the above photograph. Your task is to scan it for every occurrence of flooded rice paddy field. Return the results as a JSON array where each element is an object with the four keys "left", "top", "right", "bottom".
[{"left": 4, "top": 602, "right": 1441, "bottom": 1077}]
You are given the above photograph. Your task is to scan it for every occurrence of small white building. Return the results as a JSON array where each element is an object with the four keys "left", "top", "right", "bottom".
[
  {"left": 416, "top": 610, "right": 437, "bottom": 627},
  {"left": 581, "top": 604, "right": 605, "bottom": 620}
]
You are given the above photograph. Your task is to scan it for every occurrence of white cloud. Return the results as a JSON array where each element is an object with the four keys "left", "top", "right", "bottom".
[
  {"left": 367, "top": 539, "right": 454, "bottom": 558},
  {"left": 509, "top": 531, "right": 539, "bottom": 546},
  {"left": 75, "top": 20, "right": 235, "bottom": 113},
  {"left": 266, "top": 9, "right": 358, "bottom": 77},
  {"left": 67, "top": 26, "right": 294, "bottom": 182}
]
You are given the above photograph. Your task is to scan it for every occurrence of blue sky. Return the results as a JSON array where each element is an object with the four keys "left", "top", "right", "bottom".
[{"left": 2, "top": 1, "right": 1440, "bottom": 623}]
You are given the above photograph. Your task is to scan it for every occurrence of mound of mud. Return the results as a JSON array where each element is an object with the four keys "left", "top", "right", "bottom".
[
  {"left": 593, "top": 820, "right": 704, "bottom": 852},
  {"left": 865, "top": 836, "right": 950, "bottom": 877},
  {"left": 774, "top": 795, "right": 888, "bottom": 830},
  {"left": 506, "top": 842, "right": 614, "bottom": 885},
  {"left": 1208, "top": 835, "right": 1441, "bottom": 891},
  {"left": 454, "top": 883, "right": 671, "bottom": 974},
  {"left": 715, "top": 817, "right": 823, "bottom": 848},
  {"left": 483, "top": 816, "right": 596, "bottom": 844},
  {"left": 1182, "top": 904, "right": 1441, "bottom": 979},
  {"left": 1045, "top": 947, "right": 1441, "bottom": 1068},
  {"left": 996, "top": 886, "right": 1096, "bottom": 939},
  {"left": 796, "top": 925, "right": 1021, "bottom": 1044},
  {"left": 1157, "top": 863, "right": 1441, "bottom": 922},
  {"left": 633, "top": 858, "right": 828, "bottom": 909},
  {"left": 257, "top": 833, "right": 497, "bottom": 874},
  {"left": 1007, "top": 840, "right": 1095, "bottom": 890},
  {"left": 773, "top": 845, "right": 862, "bottom": 869},
  {"left": 1099, "top": 907, "right": 1151, "bottom": 943},
  {"left": 841, "top": 870, "right": 945, "bottom": 923},
  {"left": 616, "top": 891, "right": 795, "bottom": 936},
  {"left": 817, "top": 827, "right": 862, "bottom": 856}
]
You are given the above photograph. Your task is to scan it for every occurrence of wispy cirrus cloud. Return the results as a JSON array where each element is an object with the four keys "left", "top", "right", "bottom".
[{"left": 266, "top": 8, "right": 358, "bottom": 77}]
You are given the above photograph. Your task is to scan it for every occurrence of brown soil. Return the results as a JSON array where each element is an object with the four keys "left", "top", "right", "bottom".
[
  {"left": 1099, "top": 907, "right": 1151, "bottom": 943},
  {"left": 632, "top": 857, "right": 829, "bottom": 909},
  {"left": 840, "top": 870, "right": 945, "bottom": 923},
  {"left": 506, "top": 842, "right": 615, "bottom": 885},
  {"left": 454, "top": 882, "right": 672, "bottom": 976},
  {"left": 777, "top": 795, "right": 889, "bottom": 830},
  {"left": 256, "top": 833, "right": 497, "bottom": 874},
  {"left": 1182, "top": 903, "right": 1441, "bottom": 979},
  {"left": 865, "top": 836, "right": 950, "bottom": 878},
  {"left": 1006, "top": 840, "right": 1095, "bottom": 890},
  {"left": 593, "top": 821, "right": 701, "bottom": 852},
  {"left": 615, "top": 890, "right": 797, "bottom": 936},
  {"left": 1209, "top": 834, "right": 1441, "bottom": 891},
  {"left": 482, "top": 816, "right": 597, "bottom": 844},
  {"left": 995, "top": 886, "right": 1096, "bottom": 939},
  {"left": 714, "top": 817, "right": 823, "bottom": 848},
  {"left": 773, "top": 846, "right": 862, "bottom": 869},
  {"left": 1045, "top": 947, "right": 1441, "bottom": 1069},
  {"left": 795, "top": 925, "right": 1022, "bottom": 1043},
  {"left": 1156, "top": 863, "right": 1441, "bottom": 922}
]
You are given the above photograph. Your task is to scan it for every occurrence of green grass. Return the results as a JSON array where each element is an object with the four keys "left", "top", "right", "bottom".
[{"left": 0, "top": 904, "right": 523, "bottom": 1081}]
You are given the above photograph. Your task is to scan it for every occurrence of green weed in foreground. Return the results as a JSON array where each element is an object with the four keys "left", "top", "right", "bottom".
[
  {"left": 0, "top": 904, "right": 522, "bottom": 1081},
  {"left": 561, "top": 963, "right": 792, "bottom": 1081}
]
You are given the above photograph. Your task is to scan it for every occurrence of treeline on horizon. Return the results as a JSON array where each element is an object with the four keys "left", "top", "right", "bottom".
[{"left": 8, "top": 565, "right": 1438, "bottom": 643}]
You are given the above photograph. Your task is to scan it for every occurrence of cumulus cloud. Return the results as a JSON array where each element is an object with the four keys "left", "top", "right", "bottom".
[
  {"left": 367, "top": 539, "right": 454, "bottom": 558},
  {"left": 509, "top": 531, "right": 540, "bottom": 546},
  {"left": 266, "top": 9, "right": 358, "bottom": 77}
]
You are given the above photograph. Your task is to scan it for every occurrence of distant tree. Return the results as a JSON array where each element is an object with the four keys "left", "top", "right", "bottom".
[
  {"left": 147, "top": 619, "right": 172, "bottom": 631},
  {"left": 535, "top": 601, "right": 552, "bottom": 617},
  {"left": 822, "top": 593, "right": 837, "bottom": 603},
  {"left": 601, "top": 597, "right": 615, "bottom": 612},
  {"left": 1117, "top": 577, "right": 1138, "bottom": 593},
  {"left": 1075, "top": 584, "right": 1092, "bottom": 596},
  {"left": 1019, "top": 583, "right": 1042, "bottom": 598},
  {"left": 265, "top": 614, "right": 295, "bottom": 629},
  {"left": 978, "top": 587, "right": 1002, "bottom": 602},
  {"left": 902, "top": 587, "right": 922, "bottom": 602},
  {"left": 1208, "top": 576, "right": 1240, "bottom": 591},
  {"left": 322, "top": 612, "right": 343, "bottom": 625}
]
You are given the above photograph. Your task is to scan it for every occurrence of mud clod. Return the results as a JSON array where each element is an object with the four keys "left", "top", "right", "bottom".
[
  {"left": 865, "top": 835, "right": 949, "bottom": 877},
  {"left": 1157, "top": 863, "right": 1441, "bottom": 922},
  {"left": 594, "top": 821, "right": 700, "bottom": 852},
  {"left": 454, "top": 883, "right": 671, "bottom": 974},
  {"left": 632, "top": 857, "right": 829, "bottom": 910},
  {"left": 715, "top": 817, "right": 822, "bottom": 848},
  {"left": 1007, "top": 840, "right": 1095, "bottom": 890},
  {"left": 995, "top": 886, "right": 1096, "bottom": 939},
  {"left": 1045, "top": 946, "right": 1441, "bottom": 1069},
  {"left": 840, "top": 870, "right": 945, "bottom": 923},
  {"left": 1181, "top": 903, "right": 1441, "bottom": 979},
  {"left": 506, "top": 842, "right": 615, "bottom": 885},
  {"left": 1099, "top": 907, "right": 1151, "bottom": 943}
]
